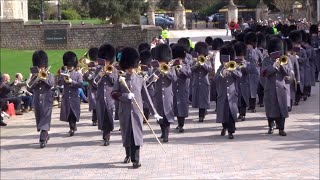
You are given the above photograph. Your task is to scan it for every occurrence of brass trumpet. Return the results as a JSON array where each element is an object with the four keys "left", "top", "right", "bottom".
[
  {"left": 276, "top": 55, "right": 288, "bottom": 66},
  {"left": 224, "top": 61, "right": 237, "bottom": 71}
]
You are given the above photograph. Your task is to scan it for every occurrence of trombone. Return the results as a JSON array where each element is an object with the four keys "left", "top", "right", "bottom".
[
  {"left": 26, "top": 66, "right": 51, "bottom": 88},
  {"left": 93, "top": 65, "right": 115, "bottom": 85}
]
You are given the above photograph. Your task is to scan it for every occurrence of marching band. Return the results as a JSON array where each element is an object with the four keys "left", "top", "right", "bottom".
[{"left": 21, "top": 24, "right": 319, "bottom": 168}]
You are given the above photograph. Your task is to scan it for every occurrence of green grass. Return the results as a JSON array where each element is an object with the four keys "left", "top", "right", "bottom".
[
  {"left": 28, "top": 19, "right": 104, "bottom": 25},
  {"left": 0, "top": 48, "right": 87, "bottom": 79}
]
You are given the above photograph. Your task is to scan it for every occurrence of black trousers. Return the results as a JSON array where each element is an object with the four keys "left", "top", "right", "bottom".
[
  {"left": 125, "top": 132, "right": 140, "bottom": 163},
  {"left": 92, "top": 109, "right": 97, "bottom": 122},
  {"left": 199, "top": 108, "right": 206, "bottom": 118},
  {"left": 268, "top": 118, "right": 285, "bottom": 130},
  {"left": 222, "top": 109, "right": 236, "bottom": 133},
  {"left": 159, "top": 116, "right": 170, "bottom": 139},
  {"left": 249, "top": 98, "right": 256, "bottom": 110},
  {"left": 257, "top": 83, "right": 264, "bottom": 104},
  {"left": 239, "top": 96, "right": 247, "bottom": 116},
  {"left": 177, "top": 117, "right": 185, "bottom": 127},
  {"left": 68, "top": 110, "right": 77, "bottom": 130}
]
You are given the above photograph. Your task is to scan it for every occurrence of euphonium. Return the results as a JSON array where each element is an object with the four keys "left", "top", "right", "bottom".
[
  {"left": 225, "top": 61, "right": 237, "bottom": 71},
  {"left": 277, "top": 55, "right": 288, "bottom": 66},
  {"left": 159, "top": 63, "right": 170, "bottom": 74}
]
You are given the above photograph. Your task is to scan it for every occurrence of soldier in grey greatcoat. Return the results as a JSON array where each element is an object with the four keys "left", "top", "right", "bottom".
[
  {"left": 83, "top": 47, "right": 99, "bottom": 126},
  {"left": 58, "top": 51, "right": 83, "bottom": 137},
  {"left": 172, "top": 44, "right": 191, "bottom": 133},
  {"left": 151, "top": 44, "right": 177, "bottom": 143},
  {"left": 111, "top": 47, "right": 162, "bottom": 169},
  {"left": 284, "top": 38, "right": 300, "bottom": 111},
  {"left": 261, "top": 37, "right": 290, "bottom": 136},
  {"left": 191, "top": 42, "right": 212, "bottom": 122},
  {"left": 27, "top": 50, "right": 54, "bottom": 148},
  {"left": 214, "top": 45, "right": 242, "bottom": 139},
  {"left": 93, "top": 44, "right": 117, "bottom": 146},
  {"left": 289, "top": 30, "right": 306, "bottom": 105},
  {"left": 244, "top": 32, "right": 262, "bottom": 113},
  {"left": 234, "top": 42, "right": 249, "bottom": 121},
  {"left": 309, "top": 25, "right": 320, "bottom": 82}
]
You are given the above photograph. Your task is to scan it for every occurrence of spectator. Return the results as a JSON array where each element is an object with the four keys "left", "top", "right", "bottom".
[
  {"left": 12, "top": 73, "right": 33, "bottom": 112},
  {"left": 0, "top": 74, "right": 23, "bottom": 115}
]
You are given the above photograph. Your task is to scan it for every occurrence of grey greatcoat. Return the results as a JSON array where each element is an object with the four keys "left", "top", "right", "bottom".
[
  {"left": 83, "top": 69, "right": 97, "bottom": 111},
  {"left": 95, "top": 67, "right": 118, "bottom": 132},
  {"left": 173, "top": 62, "right": 191, "bottom": 117},
  {"left": 152, "top": 67, "right": 177, "bottom": 123},
  {"left": 246, "top": 49, "right": 261, "bottom": 98},
  {"left": 58, "top": 70, "right": 83, "bottom": 122},
  {"left": 214, "top": 65, "right": 242, "bottom": 123},
  {"left": 238, "top": 61, "right": 250, "bottom": 107},
  {"left": 191, "top": 58, "right": 212, "bottom": 109},
  {"left": 112, "top": 73, "right": 157, "bottom": 147},
  {"left": 288, "top": 53, "right": 300, "bottom": 101},
  {"left": 28, "top": 73, "right": 55, "bottom": 131},
  {"left": 261, "top": 57, "right": 290, "bottom": 118}
]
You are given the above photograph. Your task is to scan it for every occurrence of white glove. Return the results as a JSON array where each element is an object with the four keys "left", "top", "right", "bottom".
[
  {"left": 127, "top": 93, "right": 135, "bottom": 99},
  {"left": 154, "top": 114, "right": 163, "bottom": 121}
]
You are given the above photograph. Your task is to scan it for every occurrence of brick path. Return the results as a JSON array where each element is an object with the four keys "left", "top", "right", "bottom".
[{"left": 1, "top": 83, "right": 319, "bottom": 179}]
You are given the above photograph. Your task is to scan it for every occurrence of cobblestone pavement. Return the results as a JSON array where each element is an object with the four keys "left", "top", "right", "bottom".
[{"left": 1, "top": 83, "right": 319, "bottom": 179}]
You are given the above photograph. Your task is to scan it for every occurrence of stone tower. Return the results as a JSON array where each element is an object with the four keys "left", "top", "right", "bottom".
[{"left": 0, "top": 0, "right": 28, "bottom": 21}]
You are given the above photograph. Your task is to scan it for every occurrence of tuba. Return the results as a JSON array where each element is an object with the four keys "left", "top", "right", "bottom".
[{"left": 276, "top": 55, "right": 288, "bottom": 66}]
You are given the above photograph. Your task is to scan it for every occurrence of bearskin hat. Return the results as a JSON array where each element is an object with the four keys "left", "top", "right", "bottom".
[
  {"left": 212, "top": 38, "right": 224, "bottom": 50},
  {"left": 267, "top": 37, "right": 283, "bottom": 54},
  {"left": 309, "top": 24, "right": 319, "bottom": 35},
  {"left": 119, "top": 47, "right": 140, "bottom": 70},
  {"left": 63, "top": 51, "right": 78, "bottom": 68},
  {"left": 177, "top": 37, "right": 191, "bottom": 52},
  {"left": 205, "top": 36, "right": 213, "bottom": 46},
  {"left": 140, "top": 50, "right": 152, "bottom": 66},
  {"left": 256, "top": 32, "right": 266, "bottom": 49},
  {"left": 220, "top": 44, "right": 235, "bottom": 62},
  {"left": 155, "top": 43, "right": 172, "bottom": 62},
  {"left": 234, "top": 42, "right": 247, "bottom": 57},
  {"left": 244, "top": 32, "right": 257, "bottom": 47},
  {"left": 195, "top": 41, "right": 209, "bottom": 56},
  {"left": 172, "top": 44, "right": 186, "bottom": 59},
  {"left": 289, "top": 30, "right": 302, "bottom": 44},
  {"left": 32, "top": 50, "right": 48, "bottom": 68},
  {"left": 138, "top": 43, "right": 151, "bottom": 53},
  {"left": 88, "top": 47, "right": 99, "bottom": 61},
  {"left": 98, "top": 43, "right": 115, "bottom": 63},
  {"left": 236, "top": 32, "right": 245, "bottom": 42}
]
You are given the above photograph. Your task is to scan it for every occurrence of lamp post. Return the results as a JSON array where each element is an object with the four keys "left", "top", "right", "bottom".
[
  {"left": 57, "top": 0, "right": 61, "bottom": 21},
  {"left": 40, "top": 0, "right": 44, "bottom": 23}
]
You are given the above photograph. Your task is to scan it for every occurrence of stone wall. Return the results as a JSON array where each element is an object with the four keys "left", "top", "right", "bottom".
[{"left": 0, "top": 19, "right": 161, "bottom": 50}]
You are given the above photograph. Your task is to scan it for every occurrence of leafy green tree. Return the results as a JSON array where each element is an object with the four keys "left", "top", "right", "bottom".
[{"left": 82, "top": 0, "right": 146, "bottom": 24}]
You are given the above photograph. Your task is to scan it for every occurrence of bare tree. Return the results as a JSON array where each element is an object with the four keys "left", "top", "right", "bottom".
[{"left": 272, "top": 0, "right": 296, "bottom": 18}]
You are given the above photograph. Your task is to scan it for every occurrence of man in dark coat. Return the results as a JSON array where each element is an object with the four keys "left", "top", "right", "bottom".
[
  {"left": 27, "top": 50, "right": 55, "bottom": 148},
  {"left": 94, "top": 43, "right": 118, "bottom": 146},
  {"left": 191, "top": 42, "right": 212, "bottom": 122},
  {"left": 234, "top": 42, "right": 249, "bottom": 121},
  {"left": 83, "top": 47, "right": 99, "bottom": 126},
  {"left": 58, "top": 51, "right": 83, "bottom": 136},
  {"left": 244, "top": 32, "right": 261, "bottom": 113},
  {"left": 214, "top": 45, "right": 242, "bottom": 139},
  {"left": 172, "top": 44, "right": 191, "bottom": 133},
  {"left": 111, "top": 47, "right": 161, "bottom": 168},
  {"left": 261, "top": 37, "right": 290, "bottom": 136},
  {"left": 152, "top": 44, "right": 177, "bottom": 143}
]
